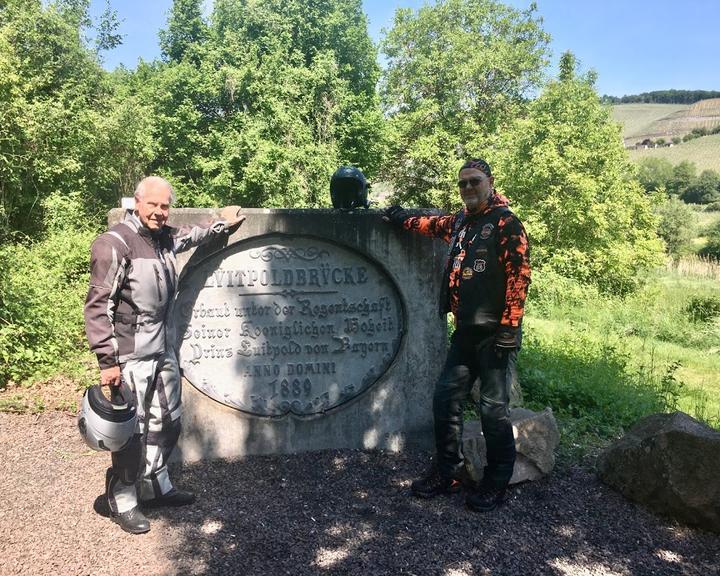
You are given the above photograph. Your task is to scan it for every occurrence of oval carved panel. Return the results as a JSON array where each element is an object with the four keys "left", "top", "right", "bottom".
[{"left": 174, "top": 234, "right": 405, "bottom": 416}]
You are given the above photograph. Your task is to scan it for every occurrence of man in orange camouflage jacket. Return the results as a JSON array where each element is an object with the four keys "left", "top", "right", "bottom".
[{"left": 384, "top": 158, "right": 531, "bottom": 512}]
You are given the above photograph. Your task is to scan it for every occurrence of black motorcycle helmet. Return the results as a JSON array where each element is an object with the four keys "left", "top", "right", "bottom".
[{"left": 330, "top": 166, "right": 370, "bottom": 210}]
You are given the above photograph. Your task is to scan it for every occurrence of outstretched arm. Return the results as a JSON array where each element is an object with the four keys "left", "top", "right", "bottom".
[
  {"left": 172, "top": 206, "right": 246, "bottom": 253},
  {"left": 383, "top": 206, "right": 457, "bottom": 243}
]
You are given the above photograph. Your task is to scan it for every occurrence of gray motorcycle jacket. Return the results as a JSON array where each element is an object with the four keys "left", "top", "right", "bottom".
[{"left": 85, "top": 212, "right": 228, "bottom": 369}]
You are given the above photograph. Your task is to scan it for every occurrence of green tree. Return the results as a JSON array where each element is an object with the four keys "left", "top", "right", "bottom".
[
  {"left": 700, "top": 220, "right": 720, "bottom": 260},
  {"left": 0, "top": 0, "right": 101, "bottom": 232},
  {"left": 94, "top": 0, "right": 123, "bottom": 54},
  {"left": 637, "top": 157, "right": 674, "bottom": 193},
  {"left": 681, "top": 170, "right": 720, "bottom": 204},
  {"left": 379, "top": 0, "right": 549, "bottom": 208},
  {"left": 136, "top": 0, "right": 384, "bottom": 208},
  {"left": 667, "top": 160, "right": 697, "bottom": 197},
  {"left": 494, "top": 52, "right": 664, "bottom": 292},
  {"left": 654, "top": 196, "right": 696, "bottom": 257},
  {"left": 159, "top": 0, "right": 207, "bottom": 64},
  {"left": 0, "top": 0, "right": 154, "bottom": 233}
]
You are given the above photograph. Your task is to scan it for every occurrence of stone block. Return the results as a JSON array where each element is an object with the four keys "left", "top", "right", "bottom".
[
  {"left": 598, "top": 411, "right": 720, "bottom": 533},
  {"left": 462, "top": 407, "right": 559, "bottom": 485}
]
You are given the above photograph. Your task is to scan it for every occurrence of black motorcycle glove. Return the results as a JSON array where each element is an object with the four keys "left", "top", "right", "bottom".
[{"left": 383, "top": 205, "right": 409, "bottom": 226}]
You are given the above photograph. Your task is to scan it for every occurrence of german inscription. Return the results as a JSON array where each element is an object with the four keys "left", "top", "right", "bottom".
[{"left": 175, "top": 234, "right": 404, "bottom": 416}]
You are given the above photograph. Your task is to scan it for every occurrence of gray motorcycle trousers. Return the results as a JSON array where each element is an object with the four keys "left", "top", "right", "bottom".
[{"left": 106, "top": 351, "right": 182, "bottom": 514}]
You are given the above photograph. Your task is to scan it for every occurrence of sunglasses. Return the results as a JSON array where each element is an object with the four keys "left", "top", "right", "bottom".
[{"left": 457, "top": 178, "right": 483, "bottom": 189}]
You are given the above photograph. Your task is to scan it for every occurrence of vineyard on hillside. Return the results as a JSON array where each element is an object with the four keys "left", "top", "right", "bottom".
[
  {"left": 613, "top": 99, "right": 720, "bottom": 145},
  {"left": 628, "top": 133, "right": 720, "bottom": 173}
]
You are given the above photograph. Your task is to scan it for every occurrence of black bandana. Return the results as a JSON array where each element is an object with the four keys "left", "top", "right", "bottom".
[{"left": 460, "top": 158, "right": 492, "bottom": 178}]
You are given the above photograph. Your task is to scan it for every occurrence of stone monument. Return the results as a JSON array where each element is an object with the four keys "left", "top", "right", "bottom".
[{"left": 109, "top": 208, "right": 448, "bottom": 460}]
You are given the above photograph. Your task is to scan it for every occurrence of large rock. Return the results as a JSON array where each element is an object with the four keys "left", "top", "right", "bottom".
[
  {"left": 597, "top": 411, "right": 720, "bottom": 533},
  {"left": 463, "top": 407, "right": 559, "bottom": 485}
]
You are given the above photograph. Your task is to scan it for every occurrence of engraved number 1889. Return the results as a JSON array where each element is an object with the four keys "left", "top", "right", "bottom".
[{"left": 269, "top": 378, "right": 312, "bottom": 398}]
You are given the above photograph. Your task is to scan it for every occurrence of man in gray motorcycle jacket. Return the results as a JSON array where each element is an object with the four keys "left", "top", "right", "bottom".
[{"left": 84, "top": 176, "right": 244, "bottom": 534}]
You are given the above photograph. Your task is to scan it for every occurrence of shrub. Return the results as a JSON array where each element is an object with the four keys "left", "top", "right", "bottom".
[
  {"left": 681, "top": 170, "right": 720, "bottom": 204},
  {"left": 0, "top": 192, "right": 96, "bottom": 387},
  {"left": 685, "top": 295, "right": 720, "bottom": 323},
  {"left": 700, "top": 220, "right": 720, "bottom": 259},
  {"left": 636, "top": 157, "right": 673, "bottom": 193},
  {"left": 654, "top": 196, "right": 696, "bottom": 257},
  {"left": 517, "top": 328, "right": 664, "bottom": 440}
]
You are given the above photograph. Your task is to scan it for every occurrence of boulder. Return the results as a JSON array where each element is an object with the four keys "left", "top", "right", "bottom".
[
  {"left": 597, "top": 411, "right": 720, "bottom": 533},
  {"left": 463, "top": 407, "right": 559, "bottom": 485}
]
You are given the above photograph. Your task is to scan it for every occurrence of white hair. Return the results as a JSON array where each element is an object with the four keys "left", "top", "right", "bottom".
[{"left": 134, "top": 176, "right": 176, "bottom": 204}]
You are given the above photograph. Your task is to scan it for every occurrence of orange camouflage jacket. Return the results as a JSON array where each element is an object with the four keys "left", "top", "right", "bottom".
[{"left": 402, "top": 192, "right": 531, "bottom": 329}]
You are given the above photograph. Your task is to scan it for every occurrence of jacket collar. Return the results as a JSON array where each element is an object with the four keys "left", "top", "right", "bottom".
[
  {"left": 463, "top": 192, "right": 509, "bottom": 220},
  {"left": 124, "top": 211, "right": 162, "bottom": 239}
]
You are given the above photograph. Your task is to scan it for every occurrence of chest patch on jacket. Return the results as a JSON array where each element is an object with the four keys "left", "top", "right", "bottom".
[
  {"left": 480, "top": 223, "right": 494, "bottom": 239},
  {"left": 462, "top": 267, "right": 474, "bottom": 280},
  {"left": 473, "top": 259, "right": 486, "bottom": 273}
]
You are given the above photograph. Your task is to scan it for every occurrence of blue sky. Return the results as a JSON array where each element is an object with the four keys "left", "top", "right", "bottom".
[{"left": 88, "top": 0, "right": 720, "bottom": 97}]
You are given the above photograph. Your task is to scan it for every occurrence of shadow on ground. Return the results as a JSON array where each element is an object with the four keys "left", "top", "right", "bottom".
[{"left": 153, "top": 450, "right": 719, "bottom": 576}]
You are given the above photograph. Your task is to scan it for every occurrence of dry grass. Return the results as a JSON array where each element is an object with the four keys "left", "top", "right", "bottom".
[
  {"left": 666, "top": 254, "right": 720, "bottom": 280},
  {"left": 611, "top": 103, "right": 689, "bottom": 139}
]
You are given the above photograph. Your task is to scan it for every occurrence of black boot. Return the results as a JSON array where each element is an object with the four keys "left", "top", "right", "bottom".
[
  {"left": 466, "top": 484, "right": 507, "bottom": 513},
  {"left": 411, "top": 463, "right": 462, "bottom": 499},
  {"left": 142, "top": 488, "right": 196, "bottom": 508},
  {"left": 111, "top": 507, "right": 150, "bottom": 534}
]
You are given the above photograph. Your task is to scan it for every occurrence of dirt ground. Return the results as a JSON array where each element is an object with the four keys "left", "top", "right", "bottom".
[{"left": 0, "top": 410, "right": 718, "bottom": 576}]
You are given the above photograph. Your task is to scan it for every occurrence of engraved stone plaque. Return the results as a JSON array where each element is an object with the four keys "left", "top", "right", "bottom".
[{"left": 174, "top": 234, "right": 405, "bottom": 416}]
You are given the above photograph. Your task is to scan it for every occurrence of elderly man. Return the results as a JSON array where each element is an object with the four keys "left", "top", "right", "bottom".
[
  {"left": 84, "top": 176, "right": 244, "bottom": 533},
  {"left": 384, "top": 158, "right": 531, "bottom": 512}
]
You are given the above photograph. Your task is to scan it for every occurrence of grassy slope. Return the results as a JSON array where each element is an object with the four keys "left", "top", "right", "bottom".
[
  {"left": 612, "top": 103, "right": 689, "bottom": 139},
  {"left": 522, "top": 265, "right": 720, "bottom": 438},
  {"left": 614, "top": 100, "right": 720, "bottom": 142},
  {"left": 628, "top": 133, "right": 720, "bottom": 172}
]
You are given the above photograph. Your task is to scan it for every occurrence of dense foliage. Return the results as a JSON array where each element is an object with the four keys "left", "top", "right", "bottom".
[
  {"left": 0, "top": 0, "right": 156, "bottom": 235},
  {"left": 379, "top": 0, "right": 549, "bottom": 208},
  {"left": 494, "top": 53, "right": 664, "bottom": 292},
  {"left": 124, "top": 0, "right": 385, "bottom": 208},
  {"left": 636, "top": 157, "right": 720, "bottom": 204},
  {"left": 0, "top": 192, "right": 96, "bottom": 384},
  {"left": 700, "top": 220, "right": 720, "bottom": 259},
  {"left": 653, "top": 196, "right": 696, "bottom": 257}
]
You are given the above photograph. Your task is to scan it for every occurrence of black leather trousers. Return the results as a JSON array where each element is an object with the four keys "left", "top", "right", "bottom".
[{"left": 433, "top": 329, "right": 517, "bottom": 489}]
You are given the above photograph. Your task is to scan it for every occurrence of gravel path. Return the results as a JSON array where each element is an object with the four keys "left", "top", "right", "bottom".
[{"left": 1, "top": 411, "right": 718, "bottom": 576}]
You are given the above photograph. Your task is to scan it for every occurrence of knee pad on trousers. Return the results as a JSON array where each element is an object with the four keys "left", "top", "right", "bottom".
[
  {"left": 479, "top": 399, "right": 510, "bottom": 425},
  {"left": 146, "top": 418, "right": 181, "bottom": 449},
  {"left": 111, "top": 433, "right": 142, "bottom": 485}
]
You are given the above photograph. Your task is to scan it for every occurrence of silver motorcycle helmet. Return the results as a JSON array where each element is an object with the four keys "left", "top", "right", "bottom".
[{"left": 77, "top": 381, "right": 137, "bottom": 452}]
